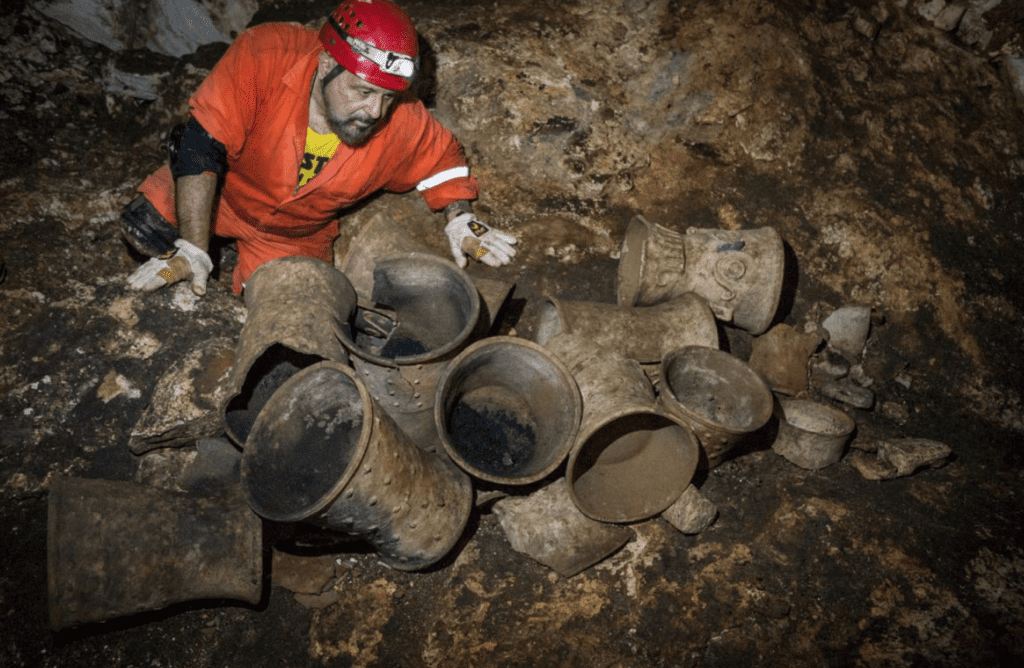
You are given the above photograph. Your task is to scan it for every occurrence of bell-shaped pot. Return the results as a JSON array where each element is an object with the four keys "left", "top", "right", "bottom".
[
  {"left": 658, "top": 346, "right": 774, "bottom": 469},
  {"left": 339, "top": 252, "right": 481, "bottom": 453},
  {"left": 222, "top": 256, "right": 358, "bottom": 445},
  {"left": 339, "top": 211, "right": 513, "bottom": 335},
  {"left": 339, "top": 211, "right": 444, "bottom": 301},
  {"left": 435, "top": 337, "right": 582, "bottom": 485},
  {"left": 534, "top": 292, "right": 719, "bottom": 364},
  {"left": 47, "top": 476, "right": 262, "bottom": 630},
  {"left": 617, "top": 215, "right": 785, "bottom": 334},
  {"left": 545, "top": 334, "right": 699, "bottom": 523},
  {"left": 241, "top": 361, "right": 472, "bottom": 571}
]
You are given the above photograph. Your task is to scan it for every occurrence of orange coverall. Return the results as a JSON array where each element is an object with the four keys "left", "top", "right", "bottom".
[{"left": 137, "top": 22, "right": 479, "bottom": 293}]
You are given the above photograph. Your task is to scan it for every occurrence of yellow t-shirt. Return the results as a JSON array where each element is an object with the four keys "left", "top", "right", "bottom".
[{"left": 297, "top": 127, "right": 340, "bottom": 188}]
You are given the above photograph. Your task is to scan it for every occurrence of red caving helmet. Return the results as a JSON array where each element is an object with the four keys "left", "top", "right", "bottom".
[{"left": 318, "top": 0, "right": 419, "bottom": 91}]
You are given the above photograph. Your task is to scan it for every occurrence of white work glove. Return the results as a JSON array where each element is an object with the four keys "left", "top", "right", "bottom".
[
  {"left": 127, "top": 238, "right": 213, "bottom": 295},
  {"left": 444, "top": 213, "right": 517, "bottom": 268}
]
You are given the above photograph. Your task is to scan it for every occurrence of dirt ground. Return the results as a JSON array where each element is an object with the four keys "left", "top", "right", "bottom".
[{"left": 2, "top": 0, "right": 1024, "bottom": 666}]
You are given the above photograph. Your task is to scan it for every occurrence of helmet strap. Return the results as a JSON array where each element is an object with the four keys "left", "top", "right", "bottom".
[{"left": 321, "top": 63, "right": 346, "bottom": 95}]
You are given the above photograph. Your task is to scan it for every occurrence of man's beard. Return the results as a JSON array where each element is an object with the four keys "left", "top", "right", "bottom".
[{"left": 328, "top": 112, "right": 381, "bottom": 147}]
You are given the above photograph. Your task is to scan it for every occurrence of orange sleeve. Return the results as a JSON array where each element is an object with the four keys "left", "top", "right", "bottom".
[
  {"left": 188, "top": 26, "right": 283, "bottom": 161},
  {"left": 382, "top": 102, "right": 480, "bottom": 210}
]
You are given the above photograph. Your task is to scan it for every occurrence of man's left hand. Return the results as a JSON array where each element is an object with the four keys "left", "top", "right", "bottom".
[{"left": 445, "top": 213, "right": 517, "bottom": 268}]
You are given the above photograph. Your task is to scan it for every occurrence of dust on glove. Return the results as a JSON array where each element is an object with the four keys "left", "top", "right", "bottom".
[
  {"left": 127, "top": 238, "right": 213, "bottom": 295},
  {"left": 444, "top": 213, "right": 517, "bottom": 269}
]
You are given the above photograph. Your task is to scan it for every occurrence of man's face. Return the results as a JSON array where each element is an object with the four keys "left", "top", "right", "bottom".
[{"left": 321, "top": 66, "right": 398, "bottom": 146}]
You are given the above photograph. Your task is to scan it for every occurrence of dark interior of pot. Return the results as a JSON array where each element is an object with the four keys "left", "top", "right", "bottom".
[{"left": 242, "top": 364, "right": 365, "bottom": 523}]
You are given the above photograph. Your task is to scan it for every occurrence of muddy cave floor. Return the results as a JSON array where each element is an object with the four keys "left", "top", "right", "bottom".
[
  {"left": 2, "top": 244, "right": 1023, "bottom": 668},
  {"left": 3, "top": 1, "right": 1024, "bottom": 667}
]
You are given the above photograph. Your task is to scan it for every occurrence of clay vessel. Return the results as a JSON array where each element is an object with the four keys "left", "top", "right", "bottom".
[
  {"left": 222, "top": 256, "right": 357, "bottom": 445},
  {"left": 241, "top": 361, "right": 473, "bottom": 571},
  {"left": 546, "top": 334, "right": 699, "bottom": 523},
  {"left": 48, "top": 476, "right": 262, "bottom": 630},
  {"left": 658, "top": 346, "right": 774, "bottom": 469},
  {"left": 435, "top": 337, "right": 581, "bottom": 485},
  {"left": 617, "top": 215, "right": 784, "bottom": 334}
]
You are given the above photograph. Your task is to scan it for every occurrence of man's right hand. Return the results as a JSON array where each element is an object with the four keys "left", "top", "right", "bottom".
[{"left": 127, "top": 239, "right": 213, "bottom": 295}]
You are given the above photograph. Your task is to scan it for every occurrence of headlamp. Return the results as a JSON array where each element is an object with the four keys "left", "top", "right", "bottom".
[{"left": 329, "top": 16, "right": 416, "bottom": 80}]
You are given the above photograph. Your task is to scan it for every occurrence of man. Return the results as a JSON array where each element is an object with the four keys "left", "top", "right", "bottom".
[{"left": 122, "top": 0, "right": 516, "bottom": 296}]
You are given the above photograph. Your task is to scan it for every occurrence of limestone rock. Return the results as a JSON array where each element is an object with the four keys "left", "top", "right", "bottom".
[
  {"left": 809, "top": 356, "right": 850, "bottom": 389},
  {"left": 846, "top": 450, "right": 898, "bottom": 480},
  {"left": 821, "top": 305, "right": 871, "bottom": 359},
  {"left": 933, "top": 3, "right": 967, "bottom": 31},
  {"left": 102, "top": 61, "right": 167, "bottom": 100},
  {"left": 958, "top": 0, "right": 1002, "bottom": 47},
  {"left": 881, "top": 401, "right": 911, "bottom": 424},
  {"left": 878, "top": 438, "right": 952, "bottom": 477},
  {"left": 32, "top": 0, "right": 256, "bottom": 57},
  {"left": 128, "top": 337, "right": 236, "bottom": 454},
  {"left": 661, "top": 485, "right": 718, "bottom": 535},
  {"left": 1004, "top": 57, "right": 1024, "bottom": 114},
  {"left": 848, "top": 438, "right": 952, "bottom": 479},
  {"left": 917, "top": 0, "right": 948, "bottom": 23},
  {"left": 819, "top": 379, "right": 875, "bottom": 410}
]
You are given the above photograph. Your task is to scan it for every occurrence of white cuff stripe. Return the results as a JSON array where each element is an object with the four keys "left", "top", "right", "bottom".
[{"left": 416, "top": 167, "right": 470, "bottom": 191}]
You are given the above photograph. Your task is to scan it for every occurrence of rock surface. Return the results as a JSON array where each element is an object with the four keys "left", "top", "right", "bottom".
[{"left": 1, "top": 0, "right": 1024, "bottom": 666}]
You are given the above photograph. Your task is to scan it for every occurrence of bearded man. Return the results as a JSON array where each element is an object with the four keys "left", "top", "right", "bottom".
[{"left": 121, "top": 0, "right": 515, "bottom": 296}]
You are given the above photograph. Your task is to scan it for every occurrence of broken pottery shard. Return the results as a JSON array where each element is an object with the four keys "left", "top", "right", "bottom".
[
  {"left": 747, "top": 323, "right": 823, "bottom": 396},
  {"left": 661, "top": 485, "right": 718, "bottom": 535},
  {"left": 821, "top": 305, "right": 871, "bottom": 359},
  {"left": 878, "top": 438, "right": 952, "bottom": 477},
  {"left": 819, "top": 379, "right": 875, "bottom": 410},
  {"left": 492, "top": 479, "right": 633, "bottom": 578},
  {"left": 129, "top": 336, "right": 235, "bottom": 454},
  {"left": 472, "top": 276, "right": 516, "bottom": 336},
  {"left": 271, "top": 551, "right": 338, "bottom": 596}
]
